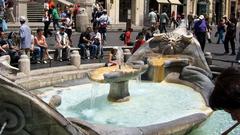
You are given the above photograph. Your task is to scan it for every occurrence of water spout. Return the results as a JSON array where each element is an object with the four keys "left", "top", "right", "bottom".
[
  {"left": 90, "top": 82, "right": 98, "bottom": 109},
  {"left": 116, "top": 47, "right": 124, "bottom": 70},
  {"left": 161, "top": 44, "right": 174, "bottom": 56},
  {"left": 0, "top": 121, "right": 7, "bottom": 135}
]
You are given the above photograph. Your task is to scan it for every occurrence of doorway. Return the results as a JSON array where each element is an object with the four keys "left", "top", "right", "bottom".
[
  {"left": 149, "top": 0, "right": 158, "bottom": 11},
  {"left": 197, "top": 0, "right": 208, "bottom": 16},
  {"left": 119, "top": 0, "right": 132, "bottom": 22}
]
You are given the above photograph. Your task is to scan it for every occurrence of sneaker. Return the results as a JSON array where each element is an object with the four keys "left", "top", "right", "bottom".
[
  {"left": 37, "top": 61, "right": 41, "bottom": 64},
  {"left": 238, "top": 60, "right": 240, "bottom": 63},
  {"left": 43, "top": 60, "right": 47, "bottom": 64},
  {"left": 59, "top": 59, "right": 63, "bottom": 62}
]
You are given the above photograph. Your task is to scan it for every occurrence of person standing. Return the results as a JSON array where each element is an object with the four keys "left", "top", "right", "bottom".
[
  {"left": 5, "top": 0, "right": 15, "bottom": 22},
  {"left": 19, "top": 16, "right": 31, "bottom": 57},
  {"left": 62, "top": 14, "right": 72, "bottom": 46},
  {"left": 194, "top": 15, "right": 207, "bottom": 51},
  {"left": 124, "top": 27, "right": 134, "bottom": 46},
  {"left": 216, "top": 19, "right": 225, "bottom": 44},
  {"left": 52, "top": 5, "right": 60, "bottom": 31},
  {"left": 42, "top": 10, "right": 52, "bottom": 38},
  {"left": 223, "top": 14, "right": 237, "bottom": 55},
  {"left": 0, "top": 0, "right": 5, "bottom": 9},
  {"left": 97, "top": 9, "right": 110, "bottom": 42},
  {"left": 187, "top": 12, "right": 193, "bottom": 30},
  {"left": 159, "top": 10, "right": 169, "bottom": 33},
  {"left": 148, "top": 8, "right": 157, "bottom": 27}
]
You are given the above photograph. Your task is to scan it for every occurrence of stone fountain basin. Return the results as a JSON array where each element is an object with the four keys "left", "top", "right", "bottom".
[
  {"left": 88, "top": 65, "right": 147, "bottom": 83},
  {"left": 37, "top": 77, "right": 212, "bottom": 135}
]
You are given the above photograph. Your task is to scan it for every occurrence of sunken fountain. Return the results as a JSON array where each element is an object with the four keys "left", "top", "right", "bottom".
[{"left": 0, "top": 23, "right": 239, "bottom": 135}]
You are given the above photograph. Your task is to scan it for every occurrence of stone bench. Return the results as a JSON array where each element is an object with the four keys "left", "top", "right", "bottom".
[{"left": 47, "top": 48, "right": 80, "bottom": 67}]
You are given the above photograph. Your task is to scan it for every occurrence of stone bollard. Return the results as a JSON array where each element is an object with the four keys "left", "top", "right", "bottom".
[
  {"left": 76, "top": 8, "right": 90, "bottom": 32},
  {"left": 71, "top": 51, "right": 81, "bottom": 68},
  {"left": 204, "top": 52, "right": 212, "bottom": 65},
  {"left": 123, "top": 49, "right": 132, "bottom": 62},
  {"left": 18, "top": 55, "right": 30, "bottom": 75}
]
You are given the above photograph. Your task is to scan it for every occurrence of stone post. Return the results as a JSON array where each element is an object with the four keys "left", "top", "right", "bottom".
[
  {"left": 70, "top": 51, "right": 81, "bottom": 68},
  {"left": 16, "top": 0, "right": 29, "bottom": 22},
  {"left": 123, "top": 49, "right": 132, "bottom": 62},
  {"left": 75, "top": 0, "right": 94, "bottom": 19},
  {"left": 18, "top": 55, "right": 30, "bottom": 75},
  {"left": 76, "top": 8, "right": 90, "bottom": 32}
]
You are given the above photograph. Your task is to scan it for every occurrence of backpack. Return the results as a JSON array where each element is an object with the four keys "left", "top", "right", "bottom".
[
  {"left": 227, "top": 22, "right": 236, "bottom": 33},
  {"left": 119, "top": 32, "right": 125, "bottom": 41}
]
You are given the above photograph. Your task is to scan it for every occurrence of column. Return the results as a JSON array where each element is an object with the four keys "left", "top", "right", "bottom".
[
  {"left": 75, "top": 0, "right": 95, "bottom": 20},
  {"left": 16, "top": 0, "right": 30, "bottom": 22}
]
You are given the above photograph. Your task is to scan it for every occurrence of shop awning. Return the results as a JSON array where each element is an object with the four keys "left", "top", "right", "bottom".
[
  {"left": 168, "top": 0, "right": 182, "bottom": 5},
  {"left": 156, "top": 0, "right": 170, "bottom": 4},
  {"left": 58, "top": 0, "right": 73, "bottom": 6}
]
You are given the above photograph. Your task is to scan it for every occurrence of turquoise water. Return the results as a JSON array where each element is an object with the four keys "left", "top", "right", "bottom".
[
  {"left": 189, "top": 110, "right": 240, "bottom": 135},
  {"left": 39, "top": 81, "right": 206, "bottom": 127}
]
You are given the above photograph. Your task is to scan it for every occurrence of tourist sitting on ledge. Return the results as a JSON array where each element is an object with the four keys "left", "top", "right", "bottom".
[
  {"left": 132, "top": 34, "right": 145, "bottom": 54},
  {"left": 55, "top": 26, "right": 71, "bottom": 61},
  {"left": 0, "top": 31, "right": 9, "bottom": 57},
  {"left": 209, "top": 67, "right": 240, "bottom": 132},
  {"left": 105, "top": 47, "right": 118, "bottom": 67},
  {"left": 34, "top": 28, "right": 52, "bottom": 64}
]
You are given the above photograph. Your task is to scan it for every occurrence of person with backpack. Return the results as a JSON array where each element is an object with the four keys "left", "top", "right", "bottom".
[
  {"left": 97, "top": 9, "right": 110, "bottom": 42},
  {"left": 124, "top": 28, "right": 134, "bottom": 46},
  {"left": 223, "top": 14, "right": 237, "bottom": 55}
]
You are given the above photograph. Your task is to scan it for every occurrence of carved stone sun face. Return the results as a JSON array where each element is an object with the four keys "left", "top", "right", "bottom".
[{"left": 149, "top": 32, "right": 193, "bottom": 55}]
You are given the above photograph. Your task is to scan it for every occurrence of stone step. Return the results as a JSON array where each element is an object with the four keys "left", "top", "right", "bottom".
[{"left": 27, "top": 2, "right": 44, "bottom": 22}]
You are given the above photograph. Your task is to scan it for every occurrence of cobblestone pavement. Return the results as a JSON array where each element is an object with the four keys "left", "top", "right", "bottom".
[{"left": 31, "top": 26, "right": 240, "bottom": 70}]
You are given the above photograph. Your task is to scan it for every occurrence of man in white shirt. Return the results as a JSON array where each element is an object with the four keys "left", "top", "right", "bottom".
[
  {"left": 97, "top": 9, "right": 110, "bottom": 42},
  {"left": 63, "top": 14, "right": 72, "bottom": 45},
  {"left": 55, "top": 26, "right": 70, "bottom": 61},
  {"left": 148, "top": 8, "right": 157, "bottom": 27},
  {"left": 91, "top": 27, "right": 102, "bottom": 58}
]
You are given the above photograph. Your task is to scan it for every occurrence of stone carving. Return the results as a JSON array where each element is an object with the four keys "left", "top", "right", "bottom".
[
  {"left": 127, "top": 25, "right": 212, "bottom": 78},
  {"left": 0, "top": 75, "right": 88, "bottom": 135},
  {"left": 0, "top": 55, "right": 19, "bottom": 81}
]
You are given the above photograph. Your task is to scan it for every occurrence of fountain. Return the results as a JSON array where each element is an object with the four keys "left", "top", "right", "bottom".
[
  {"left": 88, "top": 47, "right": 148, "bottom": 102},
  {"left": 0, "top": 22, "right": 236, "bottom": 135}
]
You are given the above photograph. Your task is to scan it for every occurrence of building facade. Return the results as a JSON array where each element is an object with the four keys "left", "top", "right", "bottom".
[{"left": 13, "top": 0, "right": 238, "bottom": 26}]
